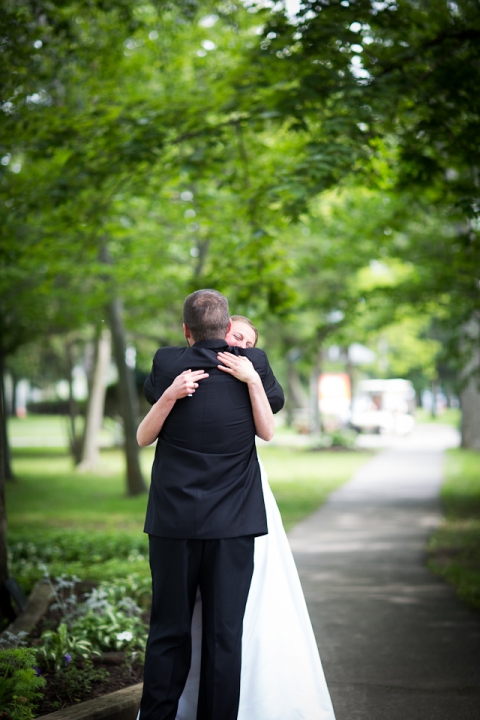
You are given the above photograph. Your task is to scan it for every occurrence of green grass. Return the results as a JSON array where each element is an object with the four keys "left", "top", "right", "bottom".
[
  {"left": 428, "top": 448, "right": 480, "bottom": 610},
  {"left": 8, "top": 414, "right": 71, "bottom": 447},
  {"left": 7, "top": 447, "right": 154, "bottom": 531},
  {"left": 6, "top": 445, "right": 155, "bottom": 591},
  {"left": 415, "top": 407, "right": 461, "bottom": 428},
  {"left": 8, "top": 414, "right": 119, "bottom": 449},
  {"left": 6, "top": 438, "right": 372, "bottom": 591}
]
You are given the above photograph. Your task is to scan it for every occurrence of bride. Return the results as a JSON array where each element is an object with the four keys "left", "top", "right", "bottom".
[{"left": 137, "top": 316, "right": 336, "bottom": 720}]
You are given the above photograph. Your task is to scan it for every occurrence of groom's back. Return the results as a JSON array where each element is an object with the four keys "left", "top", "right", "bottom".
[
  {"left": 159, "top": 346, "right": 255, "bottom": 453},
  {"left": 143, "top": 340, "right": 273, "bottom": 540}
]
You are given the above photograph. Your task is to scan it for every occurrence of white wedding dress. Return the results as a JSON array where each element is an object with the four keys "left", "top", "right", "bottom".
[{"left": 176, "top": 462, "right": 336, "bottom": 720}]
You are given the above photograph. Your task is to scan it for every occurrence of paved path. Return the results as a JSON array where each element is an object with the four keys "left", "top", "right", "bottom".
[{"left": 288, "top": 425, "right": 480, "bottom": 720}]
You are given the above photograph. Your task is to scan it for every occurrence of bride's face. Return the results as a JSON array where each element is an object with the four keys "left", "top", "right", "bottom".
[{"left": 226, "top": 320, "right": 256, "bottom": 349}]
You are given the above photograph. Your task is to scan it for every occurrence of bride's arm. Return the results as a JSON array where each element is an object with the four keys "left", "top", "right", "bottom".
[
  {"left": 137, "top": 369, "right": 209, "bottom": 446},
  {"left": 217, "top": 352, "right": 275, "bottom": 442}
]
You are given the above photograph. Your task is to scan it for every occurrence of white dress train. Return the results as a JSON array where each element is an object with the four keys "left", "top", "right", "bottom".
[{"left": 176, "top": 462, "right": 336, "bottom": 720}]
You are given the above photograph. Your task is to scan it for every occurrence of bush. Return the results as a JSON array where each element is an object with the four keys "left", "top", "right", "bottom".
[
  {"left": 0, "top": 647, "right": 46, "bottom": 720},
  {"left": 329, "top": 429, "right": 357, "bottom": 449}
]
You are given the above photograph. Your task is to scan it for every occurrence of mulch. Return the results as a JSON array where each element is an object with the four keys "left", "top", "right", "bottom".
[{"left": 35, "top": 662, "right": 144, "bottom": 717}]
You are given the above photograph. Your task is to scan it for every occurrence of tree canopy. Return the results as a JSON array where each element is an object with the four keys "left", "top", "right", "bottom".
[{"left": 1, "top": 0, "right": 478, "bottom": 426}]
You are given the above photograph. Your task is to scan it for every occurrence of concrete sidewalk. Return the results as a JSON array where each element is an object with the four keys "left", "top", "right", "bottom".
[{"left": 289, "top": 425, "right": 480, "bottom": 720}]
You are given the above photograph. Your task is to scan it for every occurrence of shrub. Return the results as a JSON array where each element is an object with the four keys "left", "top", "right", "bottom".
[
  {"left": 0, "top": 647, "right": 46, "bottom": 720},
  {"left": 36, "top": 623, "right": 100, "bottom": 673}
]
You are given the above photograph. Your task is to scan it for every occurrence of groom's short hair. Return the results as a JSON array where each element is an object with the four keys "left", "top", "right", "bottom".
[{"left": 183, "top": 289, "right": 230, "bottom": 341}]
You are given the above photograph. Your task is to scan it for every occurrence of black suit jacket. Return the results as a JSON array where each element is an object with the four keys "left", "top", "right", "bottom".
[{"left": 143, "top": 339, "right": 284, "bottom": 540}]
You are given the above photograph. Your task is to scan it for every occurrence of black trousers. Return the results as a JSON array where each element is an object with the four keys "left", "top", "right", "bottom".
[{"left": 139, "top": 535, "right": 255, "bottom": 720}]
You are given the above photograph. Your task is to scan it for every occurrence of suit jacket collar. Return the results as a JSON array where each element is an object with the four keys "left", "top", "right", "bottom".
[{"left": 192, "top": 339, "right": 229, "bottom": 350}]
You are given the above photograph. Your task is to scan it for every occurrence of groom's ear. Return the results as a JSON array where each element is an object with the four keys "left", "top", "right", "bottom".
[
  {"left": 183, "top": 324, "right": 193, "bottom": 345},
  {"left": 225, "top": 320, "right": 232, "bottom": 337}
]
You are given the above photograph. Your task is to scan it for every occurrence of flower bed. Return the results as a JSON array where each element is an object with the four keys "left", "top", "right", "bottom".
[{"left": 0, "top": 574, "right": 149, "bottom": 719}]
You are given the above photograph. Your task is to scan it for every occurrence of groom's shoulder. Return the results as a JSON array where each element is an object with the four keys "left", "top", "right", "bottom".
[
  {"left": 235, "top": 346, "right": 266, "bottom": 359},
  {"left": 237, "top": 346, "right": 269, "bottom": 371},
  {"left": 153, "top": 345, "right": 187, "bottom": 361}
]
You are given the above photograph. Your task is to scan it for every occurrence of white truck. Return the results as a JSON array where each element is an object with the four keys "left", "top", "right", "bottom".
[{"left": 350, "top": 379, "right": 416, "bottom": 435}]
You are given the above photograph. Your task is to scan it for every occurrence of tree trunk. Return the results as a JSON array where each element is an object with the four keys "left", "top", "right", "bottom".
[
  {"left": 460, "top": 320, "right": 480, "bottom": 450},
  {"left": 0, "top": 356, "right": 13, "bottom": 481},
  {"left": 10, "top": 372, "right": 18, "bottom": 416},
  {"left": 310, "top": 349, "right": 322, "bottom": 436},
  {"left": 77, "top": 327, "right": 111, "bottom": 471},
  {"left": 430, "top": 380, "right": 438, "bottom": 419},
  {"left": 344, "top": 346, "right": 355, "bottom": 405},
  {"left": 460, "top": 379, "right": 480, "bottom": 449},
  {"left": 107, "top": 297, "right": 147, "bottom": 496},
  {"left": 0, "top": 353, "right": 15, "bottom": 622},
  {"left": 65, "top": 341, "right": 82, "bottom": 464},
  {"left": 285, "top": 350, "right": 308, "bottom": 428}
]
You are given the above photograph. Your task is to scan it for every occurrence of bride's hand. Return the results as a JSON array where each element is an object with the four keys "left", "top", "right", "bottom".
[
  {"left": 217, "top": 352, "right": 259, "bottom": 385},
  {"left": 166, "top": 369, "right": 209, "bottom": 400}
]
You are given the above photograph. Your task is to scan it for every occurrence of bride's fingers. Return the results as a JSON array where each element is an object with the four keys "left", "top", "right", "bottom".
[{"left": 217, "top": 354, "right": 242, "bottom": 366}]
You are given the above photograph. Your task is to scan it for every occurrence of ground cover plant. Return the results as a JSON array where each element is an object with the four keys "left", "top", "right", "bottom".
[
  {"left": 8, "top": 530, "right": 150, "bottom": 595},
  {"left": 428, "top": 449, "right": 480, "bottom": 610},
  {"left": 34, "top": 576, "right": 145, "bottom": 715}
]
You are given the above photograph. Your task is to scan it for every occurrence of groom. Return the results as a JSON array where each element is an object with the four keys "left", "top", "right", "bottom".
[{"left": 139, "top": 289, "right": 284, "bottom": 720}]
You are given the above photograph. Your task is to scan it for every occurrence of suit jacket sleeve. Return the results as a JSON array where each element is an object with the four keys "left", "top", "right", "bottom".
[
  {"left": 144, "top": 353, "right": 157, "bottom": 406},
  {"left": 244, "top": 348, "right": 284, "bottom": 414}
]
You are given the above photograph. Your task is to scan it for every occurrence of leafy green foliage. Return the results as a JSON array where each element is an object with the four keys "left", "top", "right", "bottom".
[
  {"left": 8, "top": 530, "right": 150, "bottom": 594},
  {"left": 64, "top": 580, "right": 148, "bottom": 654},
  {"left": 71, "top": 606, "right": 147, "bottom": 654},
  {"left": 36, "top": 622, "right": 99, "bottom": 673},
  {"left": 0, "top": 647, "right": 46, "bottom": 720},
  {"left": 9, "top": 529, "right": 148, "bottom": 565},
  {"left": 254, "top": 0, "right": 480, "bottom": 375},
  {"left": 34, "top": 573, "right": 147, "bottom": 668}
]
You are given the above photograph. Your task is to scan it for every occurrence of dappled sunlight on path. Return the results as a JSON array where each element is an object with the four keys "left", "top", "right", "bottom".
[{"left": 288, "top": 424, "right": 480, "bottom": 720}]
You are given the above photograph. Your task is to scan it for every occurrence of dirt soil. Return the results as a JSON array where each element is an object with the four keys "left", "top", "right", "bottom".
[{"left": 35, "top": 662, "right": 143, "bottom": 717}]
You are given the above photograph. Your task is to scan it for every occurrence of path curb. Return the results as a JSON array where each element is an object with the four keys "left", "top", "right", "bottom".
[{"left": 37, "top": 682, "right": 143, "bottom": 720}]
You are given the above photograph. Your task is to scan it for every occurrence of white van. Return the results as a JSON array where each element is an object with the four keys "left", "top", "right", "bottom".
[{"left": 350, "top": 379, "right": 416, "bottom": 435}]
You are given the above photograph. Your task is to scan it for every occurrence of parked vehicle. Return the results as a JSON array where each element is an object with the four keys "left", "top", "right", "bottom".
[{"left": 350, "top": 379, "right": 416, "bottom": 435}]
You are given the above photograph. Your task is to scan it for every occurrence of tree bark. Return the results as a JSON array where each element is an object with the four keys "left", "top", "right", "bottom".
[
  {"left": 310, "top": 349, "right": 322, "bottom": 436},
  {"left": 460, "top": 378, "right": 480, "bottom": 449},
  {"left": 0, "top": 353, "right": 15, "bottom": 622},
  {"left": 65, "top": 341, "right": 82, "bottom": 464},
  {"left": 107, "top": 297, "right": 147, "bottom": 495},
  {"left": 0, "top": 356, "right": 13, "bottom": 481},
  {"left": 460, "top": 320, "right": 480, "bottom": 450},
  {"left": 77, "top": 327, "right": 111, "bottom": 471},
  {"left": 285, "top": 350, "right": 308, "bottom": 428}
]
